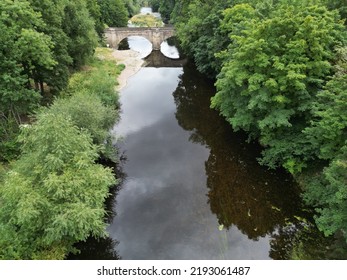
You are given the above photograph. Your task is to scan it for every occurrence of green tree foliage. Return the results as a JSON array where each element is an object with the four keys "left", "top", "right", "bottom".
[
  {"left": 211, "top": 2, "right": 346, "bottom": 172},
  {"left": 0, "top": 0, "right": 55, "bottom": 113},
  {"left": 98, "top": 0, "right": 129, "bottom": 27},
  {"left": 62, "top": 0, "right": 98, "bottom": 68},
  {"left": 124, "top": 0, "right": 141, "bottom": 17},
  {"left": 325, "top": 0, "right": 347, "bottom": 23},
  {"left": 55, "top": 48, "right": 123, "bottom": 159},
  {"left": 304, "top": 145, "right": 347, "bottom": 242},
  {"left": 147, "top": 0, "right": 175, "bottom": 21},
  {"left": 28, "top": 0, "right": 72, "bottom": 93},
  {"left": 304, "top": 47, "right": 347, "bottom": 160},
  {"left": 149, "top": 0, "right": 161, "bottom": 12},
  {"left": 158, "top": 0, "right": 175, "bottom": 23},
  {"left": 86, "top": 0, "right": 105, "bottom": 38},
  {"left": 0, "top": 113, "right": 116, "bottom": 259},
  {"left": 175, "top": 0, "right": 231, "bottom": 77},
  {"left": 44, "top": 93, "right": 118, "bottom": 145}
]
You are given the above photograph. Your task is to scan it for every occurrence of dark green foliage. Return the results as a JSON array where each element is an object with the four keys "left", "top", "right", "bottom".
[
  {"left": 0, "top": 0, "right": 54, "bottom": 114},
  {"left": 0, "top": 114, "right": 20, "bottom": 162},
  {"left": 28, "top": 0, "right": 72, "bottom": 93},
  {"left": 150, "top": 0, "right": 161, "bottom": 12},
  {"left": 98, "top": 0, "right": 129, "bottom": 27},
  {"left": 86, "top": 0, "right": 105, "bottom": 37},
  {"left": 124, "top": 0, "right": 141, "bottom": 17},
  {"left": 325, "top": 0, "right": 347, "bottom": 23},
  {"left": 62, "top": 0, "right": 98, "bottom": 68},
  {"left": 303, "top": 145, "right": 347, "bottom": 242},
  {"left": 304, "top": 47, "right": 347, "bottom": 160},
  {"left": 158, "top": 0, "right": 175, "bottom": 23},
  {"left": 175, "top": 0, "right": 231, "bottom": 77}
]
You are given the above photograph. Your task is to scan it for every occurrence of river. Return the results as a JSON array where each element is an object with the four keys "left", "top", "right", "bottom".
[{"left": 68, "top": 9, "right": 341, "bottom": 260}]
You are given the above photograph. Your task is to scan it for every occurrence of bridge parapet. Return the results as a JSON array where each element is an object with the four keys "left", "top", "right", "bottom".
[{"left": 104, "top": 27, "right": 175, "bottom": 51}]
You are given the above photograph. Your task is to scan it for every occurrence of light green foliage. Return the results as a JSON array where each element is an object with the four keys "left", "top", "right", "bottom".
[
  {"left": 56, "top": 48, "right": 122, "bottom": 160},
  {"left": 212, "top": 2, "right": 346, "bottom": 170},
  {"left": 98, "top": 0, "right": 129, "bottom": 27},
  {"left": 0, "top": 113, "right": 116, "bottom": 259},
  {"left": 45, "top": 93, "right": 118, "bottom": 146},
  {"left": 129, "top": 13, "right": 164, "bottom": 27},
  {"left": 64, "top": 49, "right": 123, "bottom": 108}
]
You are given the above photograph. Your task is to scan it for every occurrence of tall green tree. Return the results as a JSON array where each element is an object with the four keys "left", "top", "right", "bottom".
[
  {"left": 98, "top": 0, "right": 129, "bottom": 27},
  {"left": 211, "top": 2, "right": 347, "bottom": 172},
  {"left": 0, "top": 112, "right": 116, "bottom": 259},
  {"left": 175, "top": 0, "right": 231, "bottom": 77},
  {"left": 62, "top": 0, "right": 98, "bottom": 68},
  {"left": 0, "top": 0, "right": 56, "bottom": 114},
  {"left": 28, "top": 0, "right": 72, "bottom": 93},
  {"left": 304, "top": 145, "right": 347, "bottom": 242},
  {"left": 304, "top": 47, "right": 347, "bottom": 160},
  {"left": 86, "top": 0, "right": 105, "bottom": 38}
]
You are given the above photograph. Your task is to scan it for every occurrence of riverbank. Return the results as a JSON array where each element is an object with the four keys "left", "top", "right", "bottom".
[{"left": 112, "top": 49, "right": 145, "bottom": 90}]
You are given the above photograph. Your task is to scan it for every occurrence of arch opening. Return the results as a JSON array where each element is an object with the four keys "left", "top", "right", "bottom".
[
  {"left": 160, "top": 37, "right": 182, "bottom": 59},
  {"left": 118, "top": 36, "right": 152, "bottom": 58}
]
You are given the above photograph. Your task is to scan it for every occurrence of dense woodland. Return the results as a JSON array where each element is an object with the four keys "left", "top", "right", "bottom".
[
  {"left": 0, "top": 0, "right": 144, "bottom": 259},
  {"left": 152, "top": 0, "right": 347, "bottom": 250},
  {"left": 1, "top": 0, "right": 347, "bottom": 259}
]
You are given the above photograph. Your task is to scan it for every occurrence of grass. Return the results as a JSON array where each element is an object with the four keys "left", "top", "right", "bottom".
[
  {"left": 129, "top": 14, "right": 164, "bottom": 27},
  {"left": 63, "top": 47, "right": 125, "bottom": 108}
]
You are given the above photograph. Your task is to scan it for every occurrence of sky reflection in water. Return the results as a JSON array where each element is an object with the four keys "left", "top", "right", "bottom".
[{"left": 108, "top": 64, "right": 306, "bottom": 259}]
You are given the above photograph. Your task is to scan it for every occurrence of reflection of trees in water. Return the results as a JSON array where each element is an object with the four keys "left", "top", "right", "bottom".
[
  {"left": 172, "top": 61, "right": 327, "bottom": 259},
  {"left": 67, "top": 154, "right": 127, "bottom": 260},
  {"left": 145, "top": 51, "right": 187, "bottom": 67},
  {"left": 118, "top": 38, "right": 130, "bottom": 50},
  {"left": 68, "top": 236, "right": 121, "bottom": 260}
]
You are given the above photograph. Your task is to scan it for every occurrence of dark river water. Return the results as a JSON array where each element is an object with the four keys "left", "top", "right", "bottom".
[
  {"left": 108, "top": 59, "right": 306, "bottom": 260},
  {"left": 68, "top": 13, "right": 345, "bottom": 259}
]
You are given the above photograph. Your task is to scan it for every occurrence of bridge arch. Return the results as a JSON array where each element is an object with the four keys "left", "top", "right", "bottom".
[{"left": 104, "top": 27, "right": 175, "bottom": 51}]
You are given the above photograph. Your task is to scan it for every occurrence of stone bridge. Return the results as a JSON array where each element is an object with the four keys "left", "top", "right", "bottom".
[{"left": 104, "top": 27, "right": 175, "bottom": 50}]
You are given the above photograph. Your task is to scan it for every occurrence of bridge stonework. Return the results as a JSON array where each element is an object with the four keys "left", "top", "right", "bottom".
[{"left": 104, "top": 27, "right": 175, "bottom": 50}]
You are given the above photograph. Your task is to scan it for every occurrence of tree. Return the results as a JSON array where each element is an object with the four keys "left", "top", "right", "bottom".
[
  {"left": 158, "top": 0, "right": 175, "bottom": 23},
  {"left": 304, "top": 47, "right": 347, "bottom": 160},
  {"left": 62, "top": 0, "right": 98, "bottom": 68},
  {"left": 211, "top": 2, "right": 347, "bottom": 172},
  {"left": 27, "top": 0, "right": 72, "bottom": 94},
  {"left": 304, "top": 145, "right": 347, "bottom": 242},
  {"left": 124, "top": 0, "right": 141, "bottom": 17},
  {"left": 0, "top": 0, "right": 55, "bottom": 113},
  {"left": 175, "top": 0, "right": 231, "bottom": 77},
  {"left": 86, "top": 0, "right": 105, "bottom": 38},
  {"left": 44, "top": 92, "right": 118, "bottom": 146},
  {"left": 0, "top": 112, "right": 116, "bottom": 259},
  {"left": 98, "top": 0, "right": 129, "bottom": 27}
]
